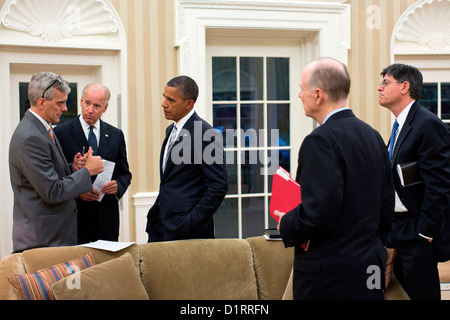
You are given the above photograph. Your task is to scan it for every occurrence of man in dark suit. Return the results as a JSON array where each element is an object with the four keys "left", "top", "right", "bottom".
[
  {"left": 378, "top": 64, "right": 450, "bottom": 300},
  {"left": 54, "top": 83, "right": 132, "bottom": 243},
  {"left": 9, "top": 72, "right": 104, "bottom": 252},
  {"left": 275, "top": 58, "right": 394, "bottom": 300},
  {"left": 146, "top": 76, "right": 228, "bottom": 242}
]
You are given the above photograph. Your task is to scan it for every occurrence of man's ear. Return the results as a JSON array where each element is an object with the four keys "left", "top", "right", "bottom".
[
  {"left": 186, "top": 99, "right": 195, "bottom": 111},
  {"left": 400, "top": 81, "right": 410, "bottom": 95},
  {"left": 315, "top": 88, "right": 325, "bottom": 105}
]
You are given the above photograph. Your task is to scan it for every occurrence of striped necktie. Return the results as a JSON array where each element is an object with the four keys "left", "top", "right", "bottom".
[
  {"left": 48, "top": 128, "right": 55, "bottom": 142},
  {"left": 163, "top": 125, "right": 177, "bottom": 172},
  {"left": 389, "top": 120, "right": 399, "bottom": 161}
]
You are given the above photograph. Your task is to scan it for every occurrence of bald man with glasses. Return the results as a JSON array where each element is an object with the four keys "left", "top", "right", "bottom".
[{"left": 9, "top": 72, "right": 104, "bottom": 253}]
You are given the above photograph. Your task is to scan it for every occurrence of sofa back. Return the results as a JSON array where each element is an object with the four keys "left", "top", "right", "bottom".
[{"left": 139, "top": 239, "right": 259, "bottom": 300}]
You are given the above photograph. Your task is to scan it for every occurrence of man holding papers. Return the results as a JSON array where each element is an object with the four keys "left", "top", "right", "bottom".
[
  {"left": 54, "top": 84, "right": 132, "bottom": 243},
  {"left": 274, "top": 58, "right": 394, "bottom": 300}
]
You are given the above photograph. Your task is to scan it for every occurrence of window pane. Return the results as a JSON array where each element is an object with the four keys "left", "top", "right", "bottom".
[
  {"left": 267, "top": 196, "right": 278, "bottom": 229},
  {"left": 442, "top": 83, "right": 450, "bottom": 120},
  {"left": 241, "top": 151, "right": 264, "bottom": 194},
  {"left": 213, "top": 57, "right": 237, "bottom": 101},
  {"left": 240, "top": 57, "right": 263, "bottom": 101},
  {"left": 268, "top": 104, "right": 290, "bottom": 147},
  {"left": 226, "top": 151, "right": 238, "bottom": 195},
  {"left": 213, "top": 104, "right": 237, "bottom": 147},
  {"left": 420, "top": 83, "right": 438, "bottom": 115},
  {"left": 242, "top": 197, "right": 265, "bottom": 238},
  {"left": 241, "top": 104, "right": 263, "bottom": 148},
  {"left": 267, "top": 58, "right": 289, "bottom": 101},
  {"left": 215, "top": 198, "right": 239, "bottom": 238}
]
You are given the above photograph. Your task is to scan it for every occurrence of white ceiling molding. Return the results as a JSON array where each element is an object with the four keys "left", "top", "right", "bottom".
[
  {"left": 392, "top": 0, "right": 450, "bottom": 57},
  {"left": 0, "top": 0, "right": 123, "bottom": 49}
]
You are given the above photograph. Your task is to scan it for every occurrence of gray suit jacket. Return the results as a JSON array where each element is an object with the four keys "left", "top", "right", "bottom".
[{"left": 9, "top": 110, "right": 93, "bottom": 252}]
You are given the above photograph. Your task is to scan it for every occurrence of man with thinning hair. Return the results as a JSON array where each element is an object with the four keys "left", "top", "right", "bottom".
[{"left": 275, "top": 58, "right": 394, "bottom": 300}]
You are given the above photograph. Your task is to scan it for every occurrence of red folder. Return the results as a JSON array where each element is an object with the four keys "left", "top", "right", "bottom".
[
  {"left": 270, "top": 166, "right": 309, "bottom": 251},
  {"left": 270, "top": 167, "right": 301, "bottom": 222}
]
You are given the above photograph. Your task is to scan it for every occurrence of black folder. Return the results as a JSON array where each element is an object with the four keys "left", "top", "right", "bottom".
[{"left": 396, "top": 161, "right": 422, "bottom": 187}]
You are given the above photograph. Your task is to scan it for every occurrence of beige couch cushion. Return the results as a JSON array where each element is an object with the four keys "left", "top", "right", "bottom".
[
  {"left": 52, "top": 252, "right": 149, "bottom": 300},
  {"left": 0, "top": 253, "right": 25, "bottom": 300},
  {"left": 246, "top": 237, "right": 294, "bottom": 300},
  {"left": 140, "top": 239, "right": 258, "bottom": 300}
]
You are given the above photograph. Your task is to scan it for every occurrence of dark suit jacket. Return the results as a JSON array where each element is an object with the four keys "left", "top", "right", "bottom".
[
  {"left": 9, "top": 110, "right": 93, "bottom": 252},
  {"left": 54, "top": 116, "right": 132, "bottom": 242},
  {"left": 146, "top": 112, "right": 228, "bottom": 241},
  {"left": 280, "top": 110, "right": 395, "bottom": 300},
  {"left": 391, "top": 101, "right": 450, "bottom": 261}
]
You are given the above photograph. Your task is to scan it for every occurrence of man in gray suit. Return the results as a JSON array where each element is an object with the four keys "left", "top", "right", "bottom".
[{"left": 9, "top": 72, "right": 104, "bottom": 253}]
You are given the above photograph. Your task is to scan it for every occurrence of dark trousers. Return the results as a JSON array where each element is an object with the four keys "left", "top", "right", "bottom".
[{"left": 392, "top": 215, "right": 441, "bottom": 300}]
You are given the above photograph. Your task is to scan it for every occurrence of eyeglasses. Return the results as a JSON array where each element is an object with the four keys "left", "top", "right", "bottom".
[
  {"left": 41, "top": 76, "right": 63, "bottom": 99},
  {"left": 379, "top": 80, "right": 404, "bottom": 89}
]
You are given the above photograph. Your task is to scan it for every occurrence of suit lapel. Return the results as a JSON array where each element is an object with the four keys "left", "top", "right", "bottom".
[
  {"left": 161, "top": 112, "right": 199, "bottom": 179},
  {"left": 97, "top": 120, "right": 110, "bottom": 156},
  {"left": 70, "top": 116, "right": 89, "bottom": 149},
  {"left": 26, "top": 111, "right": 71, "bottom": 175},
  {"left": 391, "top": 102, "right": 418, "bottom": 166}
]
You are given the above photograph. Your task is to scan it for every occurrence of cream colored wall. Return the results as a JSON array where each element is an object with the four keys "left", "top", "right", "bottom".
[
  {"left": 109, "top": 0, "right": 177, "bottom": 239},
  {"left": 345, "top": 0, "right": 417, "bottom": 141}
]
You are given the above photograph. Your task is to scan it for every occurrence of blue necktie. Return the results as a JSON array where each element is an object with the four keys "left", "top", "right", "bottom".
[
  {"left": 389, "top": 120, "right": 399, "bottom": 161},
  {"left": 88, "top": 126, "right": 98, "bottom": 155}
]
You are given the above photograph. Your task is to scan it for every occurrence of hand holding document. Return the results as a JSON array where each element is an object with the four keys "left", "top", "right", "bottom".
[
  {"left": 269, "top": 167, "right": 309, "bottom": 251},
  {"left": 93, "top": 160, "right": 115, "bottom": 202}
]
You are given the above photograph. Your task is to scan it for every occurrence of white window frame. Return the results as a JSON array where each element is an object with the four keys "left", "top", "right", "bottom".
[
  {"left": 207, "top": 40, "right": 306, "bottom": 237},
  {"left": 175, "top": 0, "right": 351, "bottom": 121}
]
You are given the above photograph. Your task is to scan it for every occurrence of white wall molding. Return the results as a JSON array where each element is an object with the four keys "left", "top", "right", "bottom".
[
  {"left": 0, "top": 0, "right": 123, "bottom": 49},
  {"left": 392, "top": 0, "right": 450, "bottom": 58},
  {"left": 132, "top": 192, "right": 159, "bottom": 244}
]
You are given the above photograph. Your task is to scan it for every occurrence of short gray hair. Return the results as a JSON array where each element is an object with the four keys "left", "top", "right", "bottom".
[
  {"left": 28, "top": 72, "right": 71, "bottom": 106},
  {"left": 82, "top": 83, "right": 111, "bottom": 105}
]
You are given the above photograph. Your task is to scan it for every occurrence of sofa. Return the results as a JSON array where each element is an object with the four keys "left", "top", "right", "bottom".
[{"left": 0, "top": 236, "right": 409, "bottom": 300}]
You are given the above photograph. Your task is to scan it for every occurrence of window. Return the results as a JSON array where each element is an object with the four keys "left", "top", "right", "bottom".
[
  {"left": 207, "top": 41, "right": 309, "bottom": 239},
  {"left": 420, "top": 82, "right": 450, "bottom": 131},
  {"left": 19, "top": 82, "right": 78, "bottom": 124}
]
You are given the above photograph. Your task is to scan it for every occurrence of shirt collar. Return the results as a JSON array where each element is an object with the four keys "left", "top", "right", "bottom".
[
  {"left": 174, "top": 109, "right": 195, "bottom": 132},
  {"left": 323, "top": 106, "right": 350, "bottom": 124},
  {"left": 396, "top": 101, "right": 415, "bottom": 129},
  {"left": 29, "top": 109, "right": 52, "bottom": 131},
  {"left": 79, "top": 115, "right": 99, "bottom": 132}
]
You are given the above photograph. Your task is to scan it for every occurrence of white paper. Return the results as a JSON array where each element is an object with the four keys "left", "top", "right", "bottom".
[
  {"left": 93, "top": 160, "right": 115, "bottom": 202},
  {"left": 396, "top": 164, "right": 405, "bottom": 187},
  {"left": 78, "top": 240, "right": 135, "bottom": 252}
]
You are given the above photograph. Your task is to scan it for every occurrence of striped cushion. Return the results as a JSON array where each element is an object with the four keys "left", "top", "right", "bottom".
[{"left": 8, "top": 252, "right": 95, "bottom": 300}]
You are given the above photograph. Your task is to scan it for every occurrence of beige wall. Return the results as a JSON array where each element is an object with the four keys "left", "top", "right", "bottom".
[
  {"left": 110, "top": 0, "right": 177, "bottom": 196},
  {"left": 345, "top": 0, "right": 417, "bottom": 141}
]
